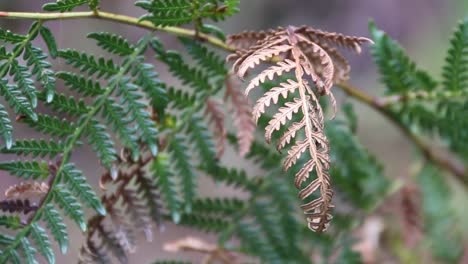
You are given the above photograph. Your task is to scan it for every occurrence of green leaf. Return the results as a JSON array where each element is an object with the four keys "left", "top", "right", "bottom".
[
  {"left": 116, "top": 78, "right": 158, "bottom": 156},
  {"left": 20, "top": 237, "right": 39, "bottom": 264},
  {"left": 42, "top": 204, "right": 69, "bottom": 254},
  {"left": 132, "top": 61, "right": 168, "bottom": 117},
  {"left": 236, "top": 222, "right": 282, "bottom": 264},
  {"left": 169, "top": 135, "right": 197, "bottom": 213},
  {"left": 43, "top": 0, "right": 88, "bottom": 12},
  {"left": 186, "top": 114, "right": 218, "bottom": 172},
  {"left": 418, "top": 165, "right": 463, "bottom": 262},
  {"left": 22, "top": 114, "right": 76, "bottom": 138},
  {"left": 102, "top": 98, "right": 139, "bottom": 160},
  {"left": 58, "top": 49, "right": 118, "bottom": 78},
  {"left": 88, "top": 32, "right": 135, "bottom": 56},
  {"left": 41, "top": 92, "right": 88, "bottom": 116},
  {"left": 0, "top": 79, "right": 37, "bottom": 121},
  {"left": 178, "top": 214, "right": 229, "bottom": 233},
  {"left": 0, "top": 28, "right": 26, "bottom": 43},
  {"left": 443, "top": 18, "right": 468, "bottom": 91},
  {"left": 179, "top": 37, "right": 227, "bottom": 77},
  {"left": 56, "top": 71, "right": 104, "bottom": 97},
  {"left": 368, "top": 21, "right": 437, "bottom": 94},
  {"left": 1, "top": 139, "right": 64, "bottom": 158},
  {"left": 151, "top": 153, "right": 181, "bottom": 223},
  {"left": 85, "top": 119, "right": 117, "bottom": 169},
  {"left": 30, "top": 223, "right": 55, "bottom": 264},
  {"left": 0, "top": 103, "right": 13, "bottom": 149},
  {"left": 10, "top": 60, "right": 37, "bottom": 108},
  {"left": 191, "top": 198, "right": 244, "bottom": 216},
  {"left": 0, "top": 215, "right": 22, "bottom": 230},
  {"left": 24, "top": 44, "right": 56, "bottom": 102},
  {"left": 0, "top": 160, "right": 49, "bottom": 179},
  {"left": 39, "top": 26, "right": 58, "bottom": 58},
  {"left": 136, "top": 0, "right": 193, "bottom": 27},
  {"left": 60, "top": 163, "right": 106, "bottom": 215},
  {"left": 52, "top": 185, "right": 87, "bottom": 232}
]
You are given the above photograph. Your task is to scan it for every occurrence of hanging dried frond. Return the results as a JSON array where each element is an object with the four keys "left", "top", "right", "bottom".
[
  {"left": 205, "top": 98, "right": 227, "bottom": 158},
  {"left": 0, "top": 199, "right": 38, "bottom": 214},
  {"left": 225, "top": 74, "right": 256, "bottom": 157},
  {"left": 229, "top": 25, "right": 371, "bottom": 232},
  {"left": 4, "top": 181, "right": 49, "bottom": 198}
]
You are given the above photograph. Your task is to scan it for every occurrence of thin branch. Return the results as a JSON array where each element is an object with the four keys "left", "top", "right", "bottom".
[
  {"left": 337, "top": 82, "right": 468, "bottom": 185},
  {"left": 0, "top": 10, "right": 235, "bottom": 52}
]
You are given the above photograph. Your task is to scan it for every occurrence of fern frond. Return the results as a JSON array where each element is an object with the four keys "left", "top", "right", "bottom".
[
  {"left": 101, "top": 98, "right": 139, "bottom": 160},
  {"left": 0, "top": 160, "right": 49, "bottom": 179},
  {"left": 204, "top": 98, "right": 227, "bottom": 158},
  {"left": 56, "top": 71, "right": 104, "bottom": 96},
  {"left": 231, "top": 26, "right": 370, "bottom": 232},
  {"left": 116, "top": 78, "right": 158, "bottom": 156},
  {"left": 1, "top": 139, "right": 64, "bottom": 158},
  {"left": 135, "top": 174, "right": 164, "bottom": 227},
  {"left": 186, "top": 114, "right": 218, "bottom": 172},
  {"left": 4, "top": 181, "right": 49, "bottom": 198},
  {"left": 179, "top": 37, "right": 227, "bottom": 77},
  {"left": 132, "top": 62, "right": 168, "bottom": 117},
  {"left": 42, "top": 204, "right": 69, "bottom": 254},
  {"left": 21, "top": 114, "right": 76, "bottom": 138},
  {"left": 43, "top": 0, "right": 88, "bottom": 12},
  {"left": 58, "top": 49, "right": 118, "bottom": 78},
  {"left": 191, "top": 198, "right": 244, "bottom": 216},
  {"left": 121, "top": 188, "right": 153, "bottom": 241},
  {"left": 0, "top": 215, "right": 22, "bottom": 230},
  {"left": 236, "top": 222, "right": 282, "bottom": 263},
  {"left": 85, "top": 119, "right": 117, "bottom": 169},
  {"left": 30, "top": 223, "right": 55, "bottom": 264},
  {"left": 168, "top": 135, "right": 197, "bottom": 213},
  {"left": 39, "top": 26, "right": 58, "bottom": 59},
  {"left": 151, "top": 153, "right": 181, "bottom": 223},
  {"left": 20, "top": 237, "right": 39, "bottom": 264},
  {"left": 0, "top": 103, "right": 13, "bottom": 149},
  {"left": 88, "top": 32, "right": 135, "bottom": 56},
  {"left": 136, "top": 0, "right": 193, "bottom": 27},
  {"left": 52, "top": 185, "right": 87, "bottom": 231},
  {"left": 24, "top": 44, "right": 56, "bottom": 101},
  {"left": 96, "top": 224, "right": 128, "bottom": 264},
  {"left": 178, "top": 214, "right": 229, "bottom": 233},
  {"left": 10, "top": 61, "right": 37, "bottom": 108},
  {"left": 442, "top": 18, "right": 468, "bottom": 91},
  {"left": 166, "top": 86, "right": 197, "bottom": 109},
  {"left": 42, "top": 92, "right": 88, "bottom": 116},
  {"left": 60, "top": 163, "right": 106, "bottom": 215},
  {"left": 369, "top": 21, "right": 437, "bottom": 93},
  {"left": 0, "top": 80, "right": 37, "bottom": 121},
  {"left": 0, "top": 28, "right": 26, "bottom": 43}
]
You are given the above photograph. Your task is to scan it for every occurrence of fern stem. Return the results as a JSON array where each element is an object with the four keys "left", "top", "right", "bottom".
[
  {"left": 0, "top": 10, "right": 234, "bottom": 52},
  {"left": 0, "top": 34, "right": 152, "bottom": 263},
  {"left": 337, "top": 82, "right": 468, "bottom": 185}
]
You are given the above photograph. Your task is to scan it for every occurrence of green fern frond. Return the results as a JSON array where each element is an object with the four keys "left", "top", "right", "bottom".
[
  {"left": 60, "top": 163, "right": 106, "bottom": 215},
  {"left": 186, "top": 114, "right": 218, "bottom": 171},
  {"left": 56, "top": 71, "right": 104, "bottom": 97},
  {"left": 237, "top": 222, "right": 282, "bottom": 264},
  {"left": 0, "top": 215, "right": 22, "bottom": 230},
  {"left": 136, "top": 0, "right": 193, "bottom": 27},
  {"left": 0, "top": 103, "right": 13, "bottom": 149},
  {"left": 30, "top": 223, "right": 55, "bottom": 264},
  {"left": 85, "top": 119, "right": 117, "bottom": 169},
  {"left": 52, "top": 185, "right": 87, "bottom": 232},
  {"left": 43, "top": 0, "right": 88, "bottom": 12},
  {"left": 202, "top": 165, "right": 255, "bottom": 191},
  {"left": 0, "top": 160, "right": 49, "bottom": 179},
  {"left": 0, "top": 139, "right": 64, "bottom": 158},
  {"left": 24, "top": 44, "right": 56, "bottom": 102},
  {"left": 151, "top": 153, "right": 181, "bottom": 223},
  {"left": 369, "top": 21, "right": 437, "bottom": 93},
  {"left": 168, "top": 135, "right": 197, "bottom": 213},
  {"left": 179, "top": 37, "right": 227, "bottom": 77},
  {"left": 42, "top": 92, "right": 88, "bottom": 116},
  {"left": 10, "top": 61, "right": 37, "bottom": 108},
  {"left": 88, "top": 32, "right": 135, "bottom": 56},
  {"left": 39, "top": 26, "right": 58, "bottom": 59},
  {"left": 166, "top": 86, "right": 197, "bottom": 109},
  {"left": 443, "top": 18, "right": 468, "bottom": 91},
  {"left": 191, "top": 197, "right": 244, "bottom": 216},
  {"left": 132, "top": 61, "right": 168, "bottom": 116},
  {"left": 22, "top": 114, "right": 76, "bottom": 138},
  {"left": 58, "top": 49, "right": 118, "bottom": 78},
  {"left": 116, "top": 78, "right": 158, "bottom": 156},
  {"left": 178, "top": 214, "right": 229, "bottom": 233},
  {"left": 0, "top": 80, "right": 37, "bottom": 121},
  {"left": 0, "top": 28, "right": 26, "bottom": 44},
  {"left": 42, "top": 204, "right": 68, "bottom": 254},
  {"left": 20, "top": 237, "right": 38, "bottom": 264},
  {"left": 102, "top": 98, "right": 139, "bottom": 160}
]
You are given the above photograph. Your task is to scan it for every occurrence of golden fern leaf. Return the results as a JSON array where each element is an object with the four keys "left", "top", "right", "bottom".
[
  {"left": 229, "top": 25, "right": 370, "bottom": 232},
  {"left": 225, "top": 74, "right": 256, "bottom": 157},
  {"left": 205, "top": 98, "right": 227, "bottom": 158}
]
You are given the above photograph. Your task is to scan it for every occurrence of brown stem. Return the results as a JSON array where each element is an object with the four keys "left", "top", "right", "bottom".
[{"left": 337, "top": 82, "right": 468, "bottom": 185}]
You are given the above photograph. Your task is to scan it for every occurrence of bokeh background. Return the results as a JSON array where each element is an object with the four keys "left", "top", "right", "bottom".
[{"left": 1, "top": 0, "right": 467, "bottom": 263}]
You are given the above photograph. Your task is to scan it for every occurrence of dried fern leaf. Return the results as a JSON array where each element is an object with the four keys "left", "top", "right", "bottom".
[
  {"left": 205, "top": 98, "right": 227, "bottom": 158},
  {"left": 230, "top": 25, "right": 369, "bottom": 232},
  {"left": 4, "top": 181, "right": 49, "bottom": 198}
]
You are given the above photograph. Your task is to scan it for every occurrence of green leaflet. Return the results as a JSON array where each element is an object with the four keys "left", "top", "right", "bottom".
[
  {"left": 52, "top": 185, "right": 87, "bottom": 232},
  {"left": 0, "top": 139, "right": 64, "bottom": 158},
  {"left": 30, "top": 223, "right": 55, "bottom": 264},
  {"left": 88, "top": 32, "right": 135, "bottom": 56},
  {"left": 43, "top": 0, "right": 89, "bottom": 12},
  {"left": 0, "top": 160, "right": 49, "bottom": 179},
  {"left": 42, "top": 204, "right": 69, "bottom": 254}
]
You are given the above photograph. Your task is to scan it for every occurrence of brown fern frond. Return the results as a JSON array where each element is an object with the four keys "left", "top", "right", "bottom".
[
  {"left": 4, "top": 181, "right": 49, "bottom": 198},
  {"left": 121, "top": 188, "right": 153, "bottom": 242},
  {"left": 205, "top": 98, "right": 227, "bottom": 158},
  {"left": 0, "top": 199, "right": 38, "bottom": 214},
  {"left": 225, "top": 74, "right": 256, "bottom": 157},
  {"left": 78, "top": 239, "right": 112, "bottom": 264},
  {"left": 227, "top": 30, "right": 271, "bottom": 50},
  {"left": 229, "top": 25, "right": 369, "bottom": 232}
]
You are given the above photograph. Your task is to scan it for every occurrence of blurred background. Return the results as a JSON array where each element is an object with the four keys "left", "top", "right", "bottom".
[{"left": 0, "top": 0, "right": 467, "bottom": 263}]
